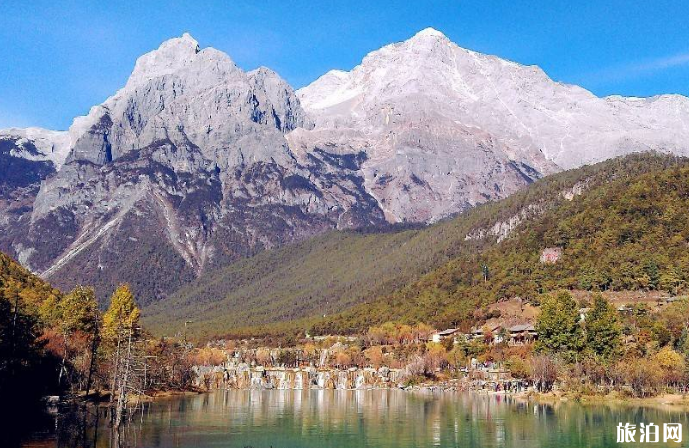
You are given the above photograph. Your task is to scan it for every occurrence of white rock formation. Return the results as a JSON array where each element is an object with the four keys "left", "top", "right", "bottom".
[{"left": 295, "top": 28, "right": 689, "bottom": 221}]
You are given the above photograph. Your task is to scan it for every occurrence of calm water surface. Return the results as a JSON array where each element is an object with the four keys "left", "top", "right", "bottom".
[{"left": 24, "top": 390, "right": 689, "bottom": 447}]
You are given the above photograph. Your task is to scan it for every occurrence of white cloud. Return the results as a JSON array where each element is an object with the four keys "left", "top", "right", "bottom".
[
  {"left": 581, "top": 51, "right": 689, "bottom": 85},
  {"left": 631, "top": 52, "right": 689, "bottom": 72}
]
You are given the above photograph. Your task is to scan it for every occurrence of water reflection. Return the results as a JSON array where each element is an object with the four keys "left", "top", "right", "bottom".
[{"left": 24, "top": 391, "right": 689, "bottom": 448}]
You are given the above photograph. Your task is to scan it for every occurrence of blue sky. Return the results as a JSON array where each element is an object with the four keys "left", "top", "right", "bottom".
[{"left": 1, "top": 1, "right": 687, "bottom": 130}]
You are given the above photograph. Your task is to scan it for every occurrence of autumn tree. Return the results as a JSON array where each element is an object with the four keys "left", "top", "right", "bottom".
[
  {"left": 659, "top": 298, "right": 689, "bottom": 344},
  {"left": 505, "top": 356, "right": 530, "bottom": 380},
  {"left": 55, "top": 286, "right": 99, "bottom": 388},
  {"left": 531, "top": 354, "right": 558, "bottom": 392},
  {"left": 334, "top": 351, "right": 352, "bottom": 368},
  {"left": 654, "top": 347, "right": 685, "bottom": 387},
  {"left": 412, "top": 323, "right": 434, "bottom": 343},
  {"left": 617, "top": 357, "right": 662, "bottom": 397},
  {"left": 102, "top": 284, "right": 140, "bottom": 430},
  {"left": 103, "top": 285, "right": 140, "bottom": 340},
  {"left": 301, "top": 343, "right": 317, "bottom": 365},
  {"left": 447, "top": 345, "right": 467, "bottom": 371},
  {"left": 364, "top": 346, "right": 384, "bottom": 368},
  {"left": 424, "top": 343, "right": 448, "bottom": 372},
  {"left": 255, "top": 348, "right": 272, "bottom": 366}
]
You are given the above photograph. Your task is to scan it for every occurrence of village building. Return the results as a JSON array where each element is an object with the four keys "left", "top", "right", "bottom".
[
  {"left": 468, "top": 324, "right": 504, "bottom": 345},
  {"left": 466, "top": 323, "right": 538, "bottom": 346},
  {"left": 431, "top": 328, "right": 461, "bottom": 343},
  {"left": 506, "top": 324, "right": 537, "bottom": 345}
]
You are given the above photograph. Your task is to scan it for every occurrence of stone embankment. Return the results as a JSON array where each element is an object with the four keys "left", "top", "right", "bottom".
[
  {"left": 192, "top": 363, "right": 528, "bottom": 393},
  {"left": 193, "top": 364, "right": 404, "bottom": 390}
]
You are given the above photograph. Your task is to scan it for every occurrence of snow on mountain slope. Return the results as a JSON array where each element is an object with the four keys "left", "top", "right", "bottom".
[
  {"left": 0, "top": 127, "right": 71, "bottom": 169},
  {"left": 292, "top": 28, "right": 565, "bottom": 222},
  {"left": 298, "top": 27, "right": 689, "bottom": 174}
]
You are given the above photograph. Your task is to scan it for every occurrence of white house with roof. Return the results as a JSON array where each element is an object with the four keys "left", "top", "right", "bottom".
[{"left": 431, "top": 328, "right": 461, "bottom": 343}]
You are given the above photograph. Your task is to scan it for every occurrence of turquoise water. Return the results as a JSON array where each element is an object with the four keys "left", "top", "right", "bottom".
[{"left": 26, "top": 390, "right": 689, "bottom": 447}]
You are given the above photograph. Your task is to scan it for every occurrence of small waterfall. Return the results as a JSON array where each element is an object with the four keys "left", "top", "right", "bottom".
[
  {"left": 355, "top": 372, "right": 366, "bottom": 389},
  {"left": 250, "top": 368, "right": 265, "bottom": 389},
  {"left": 337, "top": 371, "right": 349, "bottom": 390},
  {"left": 193, "top": 364, "right": 402, "bottom": 390},
  {"left": 319, "top": 349, "right": 328, "bottom": 368},
  {"left": 317, "top": 371, "right": 329, "bottom": 388}
]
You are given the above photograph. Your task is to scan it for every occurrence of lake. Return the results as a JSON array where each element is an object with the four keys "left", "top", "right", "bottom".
[{"left": 21, "top": 390, "right": 689, "bottom": 447}]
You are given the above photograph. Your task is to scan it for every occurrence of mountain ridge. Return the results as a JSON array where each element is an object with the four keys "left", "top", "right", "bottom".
[
  {"left": 1, "top": 29, "right": 688, "bottom": 306},
  {"left": 142, "top": 153, "right": 688, "bottom": 337},
  {"left": 0, "top": 33, "right": 385, "bottom": 303},
  {"left": 312, "top": 153, "right": 689, "bottom": 335}
]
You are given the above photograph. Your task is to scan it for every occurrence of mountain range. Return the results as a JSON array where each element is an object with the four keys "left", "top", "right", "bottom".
[
  {"left": 143, "top": 153, "right": 689, "bottom": 337},
  {"left": 1, "top": 28, "right": 688, "bottom": 308}
]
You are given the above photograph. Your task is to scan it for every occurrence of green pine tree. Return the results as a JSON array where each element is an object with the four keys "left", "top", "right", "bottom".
[
  {"left": 584, "top": 294, "right": 621, "bottom": 360},
  {"left": 535, "top": 291, "right": 584, "bottom": 360}
]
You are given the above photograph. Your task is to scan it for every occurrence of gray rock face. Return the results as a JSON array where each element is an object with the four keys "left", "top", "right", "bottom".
[
  {"left": 1, "top": 29, "right": 688, "bottom": 302},
  {"left": 0, "top": 34, "right": 384, "bottom": 303},
  {"left": 65, "top": 34, "right": 309, "bottom": 172},
  {"left": 0, "top": 129, "right": 71, "bottom": 265}
]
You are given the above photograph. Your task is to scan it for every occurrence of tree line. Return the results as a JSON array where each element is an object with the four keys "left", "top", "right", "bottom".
[
  {"left": 0, "top": 252, "right": 194, "bottom": 443},
  {"left": 530, "top": 291, "right": 689, "bottom": 397},
  {"left": 312, "top": 157, "right": 689, "bottom": 335}
]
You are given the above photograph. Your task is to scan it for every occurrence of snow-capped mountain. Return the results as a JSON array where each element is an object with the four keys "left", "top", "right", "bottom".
[
  {"left": 0, "top": 127, "right": 71, "bottom": 168},
  {"left": 294, "top": 27, "right": 689, "bottom": 222},
  {"left": 0, "top": 128, "right": 71, "bottom": 231},
  {"left": 1, "top": 29, "right": 687, "bottom": 301},
  {"left": 0, "top": 33, "right": 384, "bottom": 302}
]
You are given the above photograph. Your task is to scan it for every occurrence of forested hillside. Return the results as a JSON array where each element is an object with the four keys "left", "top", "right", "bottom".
[
  {"left": 143, "top": 153, "right": 689, "bottom": 338},
  {"left": 315, "top": 154, "right": 689, "bottom": 334},
  {"left": 1, "top": 252, "right": 61, "bottom": 304}
]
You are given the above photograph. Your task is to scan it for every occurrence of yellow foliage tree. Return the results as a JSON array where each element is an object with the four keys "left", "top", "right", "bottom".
[
  {"left": 102, "top": 284, "right": 140, "bottom": 340},
  {"left": 364, "top": 346, "right": 384, "bottom": 368},
  {"left": 102, "top": 284, "right": 140, "bottom": 421},
  {"left": 654, "top": 347, "right": 685, "bottom": 386},
  {"left": 424, "top": 342, "right": 448, "bottom": 371},
  {"left": 55, "top": 285, "right": 99, "bottom": 386}
]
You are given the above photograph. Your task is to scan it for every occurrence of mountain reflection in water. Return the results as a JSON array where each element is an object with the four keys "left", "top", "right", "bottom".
[{"left": 22, "top": 390, "right": 689, "bottom": 448}]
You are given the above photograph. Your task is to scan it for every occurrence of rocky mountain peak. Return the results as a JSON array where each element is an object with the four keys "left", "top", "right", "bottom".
[
  {"left": 0, "top": 33, "right": 384, "bottom": 303},
  {"left": 64, "top": 33, "right": 303, "bottom": 166},
  {"left": 292, "top": 28, "right": 689, "bottom": 224},
  {"left": 126, "top": 33, "right": 202, "bottom": 86},
  {"left": 1, "top": 29, "right": 688, "bottom": 305},
  {"left": 412, "top": 27, "right": 448, "bottom": 40},
  {"left": 0, "top": 127, "right": 71, "bottom": 169},
  {"left": 299, "top": 28, "right": 689, "bottom": 171}
]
